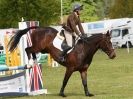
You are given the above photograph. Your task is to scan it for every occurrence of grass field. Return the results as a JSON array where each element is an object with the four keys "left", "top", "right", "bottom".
[{"left": 1, "top": 48, "right": 133, "bottom": 99}]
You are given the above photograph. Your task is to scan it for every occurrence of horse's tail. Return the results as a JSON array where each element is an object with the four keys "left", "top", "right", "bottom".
[{"left": 8, "top": 26, "right": 39, "bottom": 52}]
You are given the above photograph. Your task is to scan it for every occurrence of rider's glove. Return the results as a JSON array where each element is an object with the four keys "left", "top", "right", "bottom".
[{"left": 80, "top": 34, "right": 87, "bottom": 39}]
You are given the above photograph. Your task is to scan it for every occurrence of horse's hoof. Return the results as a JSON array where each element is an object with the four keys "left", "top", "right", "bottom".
[
  {"left": 59, "top": 93, "right": 66, "bottom": 97},
  {"left": 86, "top": 93, "right": 94, "bottom": 97}
]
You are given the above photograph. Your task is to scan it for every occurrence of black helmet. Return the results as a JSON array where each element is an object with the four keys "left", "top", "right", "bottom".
[{"left": 73, "top": 3, "right": 83, "bottom": 12}]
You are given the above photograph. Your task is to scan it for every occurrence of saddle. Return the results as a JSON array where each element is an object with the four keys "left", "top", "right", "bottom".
[{"left": 53, "top": 29, "right": 75, "bottom": 52}]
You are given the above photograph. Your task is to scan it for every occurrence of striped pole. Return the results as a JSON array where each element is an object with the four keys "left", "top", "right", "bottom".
[{"left": 0, "top": 65, "right": 32, "bottom": 71}]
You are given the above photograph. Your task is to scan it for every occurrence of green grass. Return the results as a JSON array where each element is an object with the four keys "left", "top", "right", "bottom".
[{"left": 1, "top": 48, "right": 133, "bottom": 99}]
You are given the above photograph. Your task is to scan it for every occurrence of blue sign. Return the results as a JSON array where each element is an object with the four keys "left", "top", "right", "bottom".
[{"left": 88, "top": 23, "right": 104, "bottom": 30}]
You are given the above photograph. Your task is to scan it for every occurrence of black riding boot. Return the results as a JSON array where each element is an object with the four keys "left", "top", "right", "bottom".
[{"left": 59, "top": 46, "right": 72, "bottom": 62}]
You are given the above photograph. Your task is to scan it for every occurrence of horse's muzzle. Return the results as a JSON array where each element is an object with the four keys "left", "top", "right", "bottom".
[{"left": 109, "top": 50, "right": 116, "bottom": 59}]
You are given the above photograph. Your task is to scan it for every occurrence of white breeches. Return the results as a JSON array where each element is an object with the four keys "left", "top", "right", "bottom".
[
  {"left": 64, "top": 30, "right": 72, "bottom": 47},
  {"left": 64, "top": 30, "right": 78, "bottom": 47}
]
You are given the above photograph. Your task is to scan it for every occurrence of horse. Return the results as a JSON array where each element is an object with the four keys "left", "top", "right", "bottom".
[{"left": 8, "top": 26, "right": 116, "bottom": 97}]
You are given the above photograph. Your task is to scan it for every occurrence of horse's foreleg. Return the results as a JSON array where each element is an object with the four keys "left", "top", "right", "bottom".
[
  {"left": 80, "top": 70, "right": 94, "bottom": 97},
  {"left": 59, "top": 68, "right": 73, "bottom": 97}
]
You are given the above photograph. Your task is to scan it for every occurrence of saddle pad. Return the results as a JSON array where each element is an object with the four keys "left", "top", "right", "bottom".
[{"left": 53, "top": 33, "right": 65, "bottom": 51}]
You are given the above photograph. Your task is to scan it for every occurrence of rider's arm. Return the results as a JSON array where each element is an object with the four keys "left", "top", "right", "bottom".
[
  {"left": 68, "top": 16, "right": 81, "bottom": 36},
  {"left": 77, "top": 18, "right": 85, "bottom": 35}
]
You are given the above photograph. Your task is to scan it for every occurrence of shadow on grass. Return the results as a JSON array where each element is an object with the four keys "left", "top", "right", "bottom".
[
  {"left": 47, "top": 92, "right": 87, "bottom": 97},
  {"left": 0, "top": 95, "right": 27, "bottom": 99}
]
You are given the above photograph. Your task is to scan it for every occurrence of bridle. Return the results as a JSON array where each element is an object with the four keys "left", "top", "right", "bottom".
[{"left": 100, "top": 35, "right": 115, "bottom": 56}]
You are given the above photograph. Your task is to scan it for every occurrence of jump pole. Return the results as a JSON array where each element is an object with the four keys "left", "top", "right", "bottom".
[
  {"left": 0, "top": 65, "right": 31, "bottom": 71},
  {"left": 0, "top": 63, "right": 46, "bottom": 96}
]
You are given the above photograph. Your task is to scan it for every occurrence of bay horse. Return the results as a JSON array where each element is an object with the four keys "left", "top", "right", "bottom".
[{"left": 8, "top": 26, "right": 116, "bottom": 97}]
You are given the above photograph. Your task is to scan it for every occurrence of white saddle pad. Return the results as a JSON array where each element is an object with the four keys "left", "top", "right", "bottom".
[{"left": 53, "top": 32, "right": 65, "bottom": 51}]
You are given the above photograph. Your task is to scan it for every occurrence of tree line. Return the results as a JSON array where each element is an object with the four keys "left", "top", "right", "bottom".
[
  {"left": 0, "top": 0, "right": 60, "bottom": 28},
  {"left": 0, "top": 0, "right": 133, "bottom": 28}
]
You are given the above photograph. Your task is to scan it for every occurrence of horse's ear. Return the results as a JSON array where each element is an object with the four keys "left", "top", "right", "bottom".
[{"left": 106, "top": 30, "right": 111, "bottom": 37}]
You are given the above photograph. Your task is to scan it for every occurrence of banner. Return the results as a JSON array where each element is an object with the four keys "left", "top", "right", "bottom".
[{"left": 0, "top": 71, "right": 28, "bottom": 96}]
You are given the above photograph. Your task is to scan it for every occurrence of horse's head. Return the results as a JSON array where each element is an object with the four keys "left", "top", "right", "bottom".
[{"left": 99, "top": 31, "right": 116, "bottom": 59}]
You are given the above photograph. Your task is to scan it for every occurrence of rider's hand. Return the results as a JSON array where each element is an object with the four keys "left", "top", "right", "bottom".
[
  {"left": 80, "top": 34, "right": 87, "bottom": 39},
  {"left": 82, "top": 34, "right": 87, "bottom": 37}
]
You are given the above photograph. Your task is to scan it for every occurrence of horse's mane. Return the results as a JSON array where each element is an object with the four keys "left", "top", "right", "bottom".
[
  {"left": 78, "top": 33, "right": 103, "bottom": 44},
  {"left": 87, "top": 33, "right": 103, "bottom": 40}
]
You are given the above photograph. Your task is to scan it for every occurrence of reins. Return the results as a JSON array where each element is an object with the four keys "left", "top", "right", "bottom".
[{"left": 72, "top": 35, "right": 90, "bottom": 49}]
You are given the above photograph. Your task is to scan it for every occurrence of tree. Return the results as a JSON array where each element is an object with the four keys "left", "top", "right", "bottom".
[
  {"left": 62, "top": 0, "right": 99, "bottom": 22},
  {"left": 109, "top": 0, "right": 133, "bottom": 18},
  {"left": 0, "top": 0, "right": 20, "bottom": 28},
  {"left": 0, "top": 0, "right": 61, "bottom": 28},
  {"left": 95, "top": 0, "right": 114, "bottom": 19}
]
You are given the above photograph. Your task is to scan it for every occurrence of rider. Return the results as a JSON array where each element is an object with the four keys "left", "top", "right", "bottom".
[{"left": 60, "top": 3, "right": 86, "bottom": 62}]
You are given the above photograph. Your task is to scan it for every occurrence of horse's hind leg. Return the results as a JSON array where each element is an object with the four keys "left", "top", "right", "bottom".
[
  {"left": 25, "top": 47, "right": 36, "bottom": 65},
  {"left": 80, "top": 70, "right": 94, "bottom": 97},
  {"left": 59, "top": 68, "right": 73, "bottom": 97},
  {"left": 32, "top": 53, "right": 37, "bottom": 60},
  {"left": 25, "top": 47, "right": 32, "bottom": 60},
  {"left": 32, "top": 53, "right": 38, "bottom": 64}
]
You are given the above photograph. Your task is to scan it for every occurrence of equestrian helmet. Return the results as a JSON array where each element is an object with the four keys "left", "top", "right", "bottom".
[{"left": 73, "top": 3, "right": 83, "bottom": 12}]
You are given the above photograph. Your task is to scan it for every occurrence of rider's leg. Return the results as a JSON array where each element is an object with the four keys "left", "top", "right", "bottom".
[
  {"left": 64, "top": 31, "right": 73, "bottom": 47},
  {"left": 59, "top": 31, "right": 72, "bottom": 62}
]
